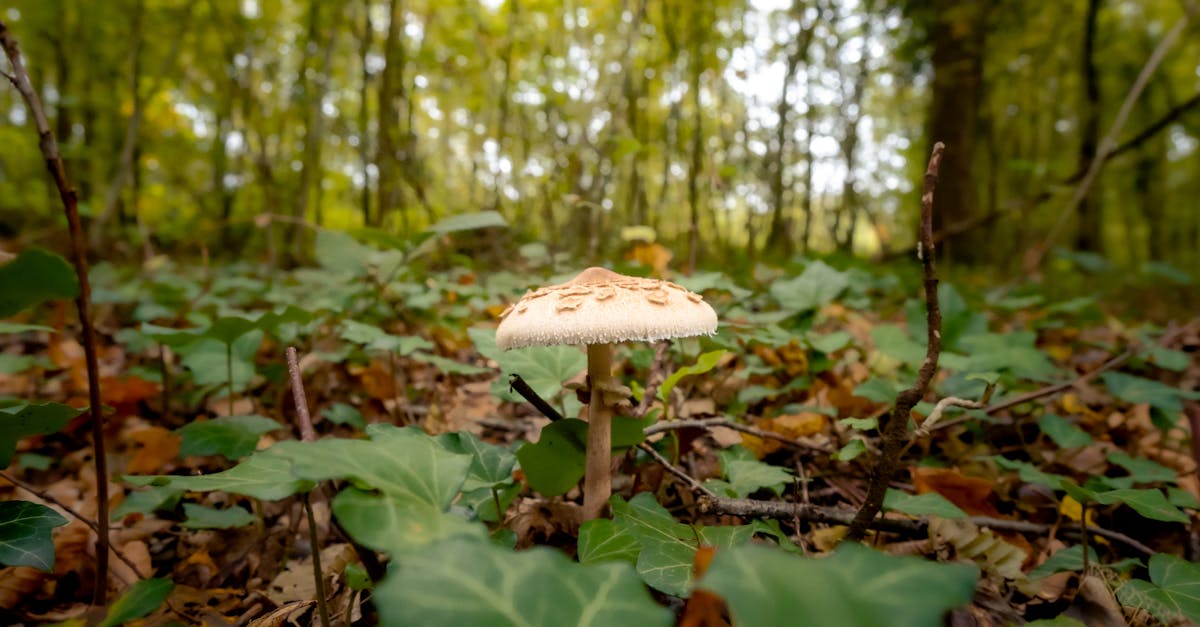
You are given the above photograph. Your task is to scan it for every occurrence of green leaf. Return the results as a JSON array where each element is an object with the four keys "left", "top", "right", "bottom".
[
  {"left": 438, "top": 431, "right": 516, "bottom": 491},
  {"left": 658, "top": 350, "right": 727, "bottom": 403},
  {"left": 1094, "top": 488, "right": 1189, "bottom": 523},
  {"left": 426, "top": 210, "right": 509, "bottom": 234},
  {"left": 341, "top": 320, "right": 434, "bottom": 354},
  {"left": 578, "top": 519, "right": 640, "bottom": 565},
  {"left": 125, "top": 449, "right": 313, "bottom": 501},
  {"left": 375, "top": 537, "right": 671, "bottom": 627},
  {"left": 1029, "top": 545, "right": 1099, "bottom": 580},
  {"left": 769, "top": 260, "right": 849, "bottom": 313},
  {"left": 957, "top": 332, "right": 1057, "bottom": 380},
  {"left": 992, "top": 456, "right": 1068, "bottom": 490},
  {"left": 514, "top": 419, "right": 587, "bottom": 496},
  {"left": 315, "top": 229, "right": 374, "bottom": 276},
  {"left": 344, "top": 563, "right": 373, "bottom": 591},
  {"left": 905, "top": 284, "right": 987, "bottom": 352},
  {"left": 883, "top": 490, "right": 967, "bottom": 519},
  {"left": 840, "top": 417, "right": 878, "bottom": 431},
  {"left": 204, "top": 316, "right": 258, "bottom": 345},
  {"left": 870, "top": 325, "right": 926, "bottom": 367},
  {"left": 834, "top": 439, "right": 867, "bottom": 461},
  {"left": 177, "top": 331, "right": 262, "bottom": 389},
  {"left": 715, "top": 448, "right": 791, "bottom": 498},
  {"left": 472, "top": 327, "right": 588, "bottom": 402},
  {"left": 1168, "top": 487, "right": 1200, "bottom": 509},
  {"left": 98, "top": 577, "right": 173, "bottom": 627},
  {"left": 0, "top": 248, "right": 79, "bottom": 317},
  {"left": 177, "top": 415, "right": 280, "bottom": 460},
  {"left": 1038, "top": 414, "right": 1092, "bottom": 448},
  {"left": 1107, "top": 451, "right": 1177, "bottom": 483},
  {"left": 112, "top": 485, "right": 184, "bottom": 520},
  {"left": 1102, "top": 371, "right": 1197, "bottom": 423},
  {"left": 322, "top": 402, "right": 366, "bottom": 429},
  {"left": 0, "top": 500, "right": 68, "bottom": 571},
  {"left": 807, "top": 331, "right": 852, "bottom": 353},
  {"left": 611, "top": 493, "right": 754, "bottom": 597},
  {"left": 180, "top": 503, "right": 257, "bottom": 529},
  {"left": 331, "top": 488, "right": 485, "bottom": 556},
  {"left": 410, "top": 352, "right": 492, "bottom": 375},
  {"left": 1117, "top": 553, "right": 1200, "bottom": 624},
  {"left": 0, "top": 402, "right": 83, "bottom": 467},
  {"left": 1146, "top": 346, "right": 1190, "bottom": 372},
  {"left": 699, "top": 542, "right": 977, "bottom": 627},
  {"left": 275, "top": 424, "right": 471, "bottom": 507},
  {"left": 853, "top": 378, "right": 901, "bottom": 403},
  {"left": 0, "top": 322, "right": 55, "bottom": 333}
]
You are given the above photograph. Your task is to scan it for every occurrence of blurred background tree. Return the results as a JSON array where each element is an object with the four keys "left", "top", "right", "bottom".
[{"left": 1, "top": 0, "right": 1197, "bottom": 274}]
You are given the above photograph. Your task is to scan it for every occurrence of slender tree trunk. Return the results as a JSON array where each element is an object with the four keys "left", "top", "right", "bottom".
[
  {"left": 927, "top": 0, "right": 989, "bottom": 263},
  {"left": 1075, "top": 0, "right": 1103, "bottom": 252},
  {"left": 376, "top": 0, "right": 406, "bottom": 232}
]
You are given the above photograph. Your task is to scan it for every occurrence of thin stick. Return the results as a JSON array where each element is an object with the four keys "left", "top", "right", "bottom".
[
  {"left": 644, "top": 417, "right": 832, "bottom": 453},
  {"left": 0, "top": 20, "right": 111, "bottom": 604},
  {"left": 0, "top": 471, "right": 143, "bottom": 581},
  {"left": 638, "top": 442, "right": 714, "bottom": 497},
  {"left": 285, "top": 347, "right": 330, "bottom": 627},
  {"left": 846, "top": 143, "right": 945, "bottom": 541},
  {"left": 509, "top": 374, "right": 564, "bottom": 422}
]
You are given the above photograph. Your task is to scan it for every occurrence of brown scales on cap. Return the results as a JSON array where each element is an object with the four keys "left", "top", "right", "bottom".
[{"left": 496, "top": 267, "right": 717, "bottom": 350}]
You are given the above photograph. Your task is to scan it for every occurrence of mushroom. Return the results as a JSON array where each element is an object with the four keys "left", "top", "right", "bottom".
[{"left": 496, "top": 266, "right": 718, "bottom": 520}]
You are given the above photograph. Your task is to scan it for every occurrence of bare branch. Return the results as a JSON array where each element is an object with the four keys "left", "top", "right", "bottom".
[{"left": 644, "top": 417, "right": 833, "bottom": 453}]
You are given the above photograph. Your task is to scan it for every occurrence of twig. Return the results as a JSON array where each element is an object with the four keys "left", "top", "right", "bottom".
[
  {"left": 509, "top": 374, "right": 563, "bottom": 422},
  {"left": 913, "top": 396, "right": 987, "bottom": 438},
  {"left": 632, "top": 341, "right": 672, "bottom": 418},
  {"left": 638, "top": 442, "right": 714, "bottom": 497},
  {"left": 696, "top": 496, "right": 1154, "bottom": 556},
  {"left": 0, "top": 471, "right": 144, "bottom": 582},
  {"left": 643, "top": 417, "right": 832, "bottom": 453},
  {"left": 285, "top": 347, "right": 331, "bottom": 627},
  {"left": 847, "top": 143, "right": 946, "bottom": 541},
  {"left": 1026, "top": 8, "right": 1193, "bottom": 272},
  {"left": 0, "top": 20, "right": 111, "bottom": 603}
]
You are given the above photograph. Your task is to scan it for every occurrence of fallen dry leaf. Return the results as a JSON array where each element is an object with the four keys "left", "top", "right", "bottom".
[
  {"left": 912, "top": 466, "right": 1001, "bottom": 517},
  {"left": 124, "top": 426, "right": 182, "bottom": 474}
]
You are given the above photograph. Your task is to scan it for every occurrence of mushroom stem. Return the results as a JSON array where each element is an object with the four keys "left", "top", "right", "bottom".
[{"left": 583, "top": 342, "right": 615, "bottom": 520}]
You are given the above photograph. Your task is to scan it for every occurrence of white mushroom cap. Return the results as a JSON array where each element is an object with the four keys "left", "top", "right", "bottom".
[{"left": 495, "top": 267, "right": 718, "bottom": 350}]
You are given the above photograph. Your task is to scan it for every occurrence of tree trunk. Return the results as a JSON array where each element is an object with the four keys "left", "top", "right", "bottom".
[
  {"left": 1074, "top": 0, "right": 1103, "bottom": 252},
  {"left": 927, "top": 0, "right": 989, "bottom": 264}
]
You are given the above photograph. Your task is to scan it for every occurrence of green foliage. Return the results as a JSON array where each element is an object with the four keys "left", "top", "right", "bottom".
[
  {"left": 0, "top": 402, "right": 83, "bottom": 467},
  {"left": 112, "top": 485, "right": 184, "bottom": 520},
  {"left": 126, "top": 449, "right": 314, "bottom": 501},
  {"left": 321, "top": 402, "right": 366, "bottom": 429},
  {"left": 1117, "top": 554, "right": 1200, "bottom": 624},
  {"left": 1028, "top": 545, "right": 1100, "bottom": 580},
  {"left": 706, "top": 446, "right": 792, "bottom": 498},
  {"left": 514, "top": 419, "right": 587, "bottom": 496},
  {"left": 427, "top": 210, "right": 509, "bottom": 234},
  {"left": 769, "top": 260, "right": 849, "bottom": 313},
  {"left": 470, "top": 327, "right": 586, "bottom": 403},
  {"left": 582, "top": 493, "right": 754, "bottom": 597},
  {"left": 374, "top": 538, "right": 672, "bottom": 627},
  {"left": 0, "top": 500, "right": 68, "bottom": 571},
  {"left": 883, "top": 490, "right": 967, "bottom": 519},
  {"left": 98, "top": 578, "right": 174, "bottom": 627},
  {"left": 180, "top": 504, "right": 257, "bottom": 529},
  {"left": 177, "top": 331, "right": 263, "bottom": 390},
  {"left": 177, "top": 415, "right": 280, "bottom": 460},
  {"left": 1037, "top": 414, "right": 1093, "bottom": 448},
  {"left": 1102, "top": 371, "right": 1200, "bottom": 427},
  {"left": 657, "top": 350, "right": 727, "bottom": 403},
  {"left": 698, "top": 542, "right": 978, "bottom": 627},
  {"left": 1092, "top": 489, "right": 1189, "bottom": 523},
  {"left": 0, "top": 249, "right": 79, "bottom": 317}
]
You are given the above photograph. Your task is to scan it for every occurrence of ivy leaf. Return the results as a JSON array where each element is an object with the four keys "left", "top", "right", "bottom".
[
  {"left": 1102, "top": 371, "right": 1198, "bottom": 426},
  {"left": 470, "top": 327, "right": 586, "bottom": 402},
  {"left": 331, "top": 488, "right": 485, "bottom": 556},
  {"left": 1038, "top": 414, "right": 1092, "bottom": 449},
  {"left": 870, "top": 325, "right": 926, "bottom": 367},
  {"left": 578, "top": 518, "right": 640, "bottom": 565},
  {"left": 514, "top": 419, "right": 587, "bottom": 496},
  {"left": 715, "top": 447, "right": 791, "bottom": 497},
  {"left": 374, "top": 537, "right": 671, "bottom": 627},
  {"left": 610, "top": 493, "right": 754, "bottom": 597},
  {"left": 315, "top": 229, "right": 373, "bottom": 276},
  {"left": 992, "top": 456, "right": 1068, "bottom": 490},
  {"left": 699, "top": 542, "right": 977, "bottom": 627},
  {"left": 125, "top": 449, "right": 313, "bottom": 501},
  {"left": 437, "top": 431, "right": 516, "bottom": 491},
  {"left": 427, "top": 210, "right": 508, "bottom": 234},
  {"left": 1094, "top": 488, "right": 1189, "bottom": 523},
  {"left": 883, "top": 490, "right": 967, "bottom": 519},
  {"left": 177, "top": 415, "right": 280, "bottom": 460},
  {"left": 180, "top": 503, "right": 257, "bottom": 529},
  {"left": 322, "top": 403, "right": 366, "bottom": 429},
  {"left": 410, "top": 352, "right": 491, "bottom": 375},
  {"left": 1116, "top": 553, "right": 1200, "bottom": 624},
  {"left": 112, "top": 485, "right": 184, "bottom": 520},
  {"left": 203, "top": 316, "right": 258, "bottom": 345},
  {"left": 833, "top": 440, "right": 866, "bottom": 461},
  {"left": 0, "top": 501, "right": 68, "bottom": 571},
  {"left": 0, "top": 402, "right": 83, "bottom": 467},
  {"left": 98, "top": 578, "right": 174, "bottom": 627},
  {"left": 177, "top": 331, "right": 262, "bottom": 389},
  {"left": 0, "top": 248, "right": 79, "bottom": 317},
  {"left": 274, "top": 424, "right": 470, "bottom": 507},
  {"left": 769, "top": 260, "right": 848, "bottom": 313},
  {"left": 1107, "top": 451, "right": 1177, "bottom": 483},
  {"left": 1029, "top": 545, "right": 1100, "bottom": 580}
]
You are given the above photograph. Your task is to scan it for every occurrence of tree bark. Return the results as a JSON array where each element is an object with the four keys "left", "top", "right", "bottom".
[
  {"left": 1075, "top": 0, "right": 1103, "bottom": 252},
  {"left": 926, "top": 0, "right": 989, "bottom": 264}
]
